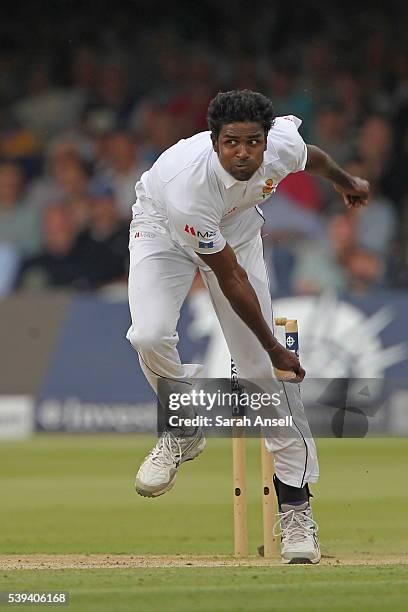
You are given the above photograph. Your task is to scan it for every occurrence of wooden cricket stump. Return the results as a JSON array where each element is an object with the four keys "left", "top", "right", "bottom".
[
  {"left": 231, "top": 358, "right": 249, "bottom": 557},
  {"left": 259, "top": 440, "right": 278, "bottom": 558},
  {"left": 273, "top": 318, "right": 299, "bottom": 381},
  {"left": 232, "top": 432, "right": 278, "bottom": 559},
  {"left": 231, "top": 317, "right": 299, "bottom": 558},
  {"left": 232, "top": 432, "right": 249, "bottom": 558}
]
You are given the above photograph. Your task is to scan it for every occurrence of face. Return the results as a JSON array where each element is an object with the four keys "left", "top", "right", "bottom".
[
  {"left": 212, "top": 122, "right": 267, "bottom": 181},
  {"left": 0, "top": 163, "right": 23, "bottom": 207}
]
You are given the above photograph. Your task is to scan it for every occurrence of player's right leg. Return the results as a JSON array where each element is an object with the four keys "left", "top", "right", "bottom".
[
  {"left": 126, "top": 226, "right": 205, "bottom": 497},
  {"left": 127, "top": 228, "right": 203, "bottom": 389},
  {"left": 135, "top": 427, "right": 206, "bottom": 497}
]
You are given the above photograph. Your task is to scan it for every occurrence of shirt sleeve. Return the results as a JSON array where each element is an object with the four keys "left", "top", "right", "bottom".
[
  {"left": 167, "top": 203, "right": 226, "bottom": 255},
  {"left": 271, "top": 115, "right": 308, "bottom": 175}
]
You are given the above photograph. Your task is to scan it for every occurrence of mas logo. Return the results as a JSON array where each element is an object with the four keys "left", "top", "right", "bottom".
[{"left": 185, "top": 225, "right": 216, "bottom": 239}]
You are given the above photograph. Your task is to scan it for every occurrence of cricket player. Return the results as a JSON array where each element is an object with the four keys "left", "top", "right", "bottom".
[{"left": 127, "top": 90, "right": 369, "bottom": 564}]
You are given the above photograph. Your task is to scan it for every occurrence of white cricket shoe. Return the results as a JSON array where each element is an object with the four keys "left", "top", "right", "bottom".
[
  {"left": 273, "top": 502, "right": 321, "bottom": 564},
  {"left": 135, "top": 428, "right": 206, "bottom": 497}
]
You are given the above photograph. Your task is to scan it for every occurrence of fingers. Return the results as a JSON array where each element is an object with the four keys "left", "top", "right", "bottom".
[
  {"left": 344, "top": 195, "right": 368, "bottom": 208},
  {"left": 275, "top": 362, "right": 305, "bottom": 383},
  {"left": 289, "top": 364, "right": 305, "bottom": 384},
  {"left": 294, "top": 365, "right": 306, "bottom": 383}
]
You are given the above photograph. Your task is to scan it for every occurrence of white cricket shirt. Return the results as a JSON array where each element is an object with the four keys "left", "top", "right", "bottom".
[{"left": 132, "top": 115, "right": 307, "bottom": 254}]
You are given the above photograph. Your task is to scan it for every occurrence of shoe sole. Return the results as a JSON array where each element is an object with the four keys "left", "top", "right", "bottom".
[
  {"left": 136, "top": 473, "right": 177, "bottom": 498},
  {"left": 282, "top": 554, "right": 321, "bottom": 565},
  {"left": 135, "top": 438, "right": 206, "bottom": 498}
]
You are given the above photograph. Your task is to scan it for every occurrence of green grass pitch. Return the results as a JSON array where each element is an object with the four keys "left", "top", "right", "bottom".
[{"left": 0, "top": 435, "right": 407, "bottom": 610}]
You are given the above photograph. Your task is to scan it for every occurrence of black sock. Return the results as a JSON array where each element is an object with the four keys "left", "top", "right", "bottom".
[{"left": 273, "top": 474, "right": 311, "bottom": 509}]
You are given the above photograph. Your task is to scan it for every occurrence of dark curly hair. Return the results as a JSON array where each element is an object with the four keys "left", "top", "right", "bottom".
[{"left": 207, "top": 90, "right": 275, "bottom": 138}]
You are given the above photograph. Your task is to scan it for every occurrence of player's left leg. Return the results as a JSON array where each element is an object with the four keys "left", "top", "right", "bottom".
[
  {"left": 272, "top": 474, "right": 320, "bottom": 564},
  {"left": 200, "top": 232, "right": 320, "bottom": 563}
]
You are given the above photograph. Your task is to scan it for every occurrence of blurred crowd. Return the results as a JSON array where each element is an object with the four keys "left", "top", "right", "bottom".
[{"left": 1, "top": 1, "right": 408, "bottom": 298}]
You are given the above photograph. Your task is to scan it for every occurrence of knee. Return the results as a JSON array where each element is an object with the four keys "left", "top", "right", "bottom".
[{"left": 127, "top": 324, "right": 173, "bottom": 354}]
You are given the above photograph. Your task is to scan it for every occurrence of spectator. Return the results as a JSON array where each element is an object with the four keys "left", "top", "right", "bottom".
[
  {"left": 332, "top": 67, "right": 366, "bottom": 130},
  {"left": 74, "top": 183, "right": 129, "bottom": 288},
  {"left": 15, "top": 203, "right": 81, "bottom": 289},
  {"left": 0, "top": 113, "right": 41, "bottom": 179},
  {"left": 69, "top": 46, "right": 98, "bottom": 106},
  {"left": 266, "top": 57, "right": 315, "bottom": 140},
  {"left": 98, "top": 132, "right": 149, "bottom": 219},
  {"left": 16, "top": 190, "right": 128, "bottom": 291},
  {"left": 344, "top": 159, "right": 397, "bottom": 257},
  {"left": 290, "top": 187, "right": 386, "bottom": 296},
  {"left": 13, "top": 62, "right": 85, "bottom": 143},
  {"left": 82, "top": 61, "right": 135, "bottom": 133},
  {"left": 27, "top": 145, "right": 92, "bottom": 211},
  {"left": 132, "top": 102, "right": 183, "bottom": 162},
  {"left": 261, "top": 192, "right": 324, "bottom": 295},
  {"left": 292, "top": 212, "right": 356, "bottom": 295},
  {"left": 310, "top": 99, "right": 353, "bottom": 167},
  {"left": 343, "top": 247, "right": 384, "bottom": 296},
  {"left": 302, "top": 38, "right": 335, "bottom": 100},
  {"left": 357, "top": 114, "right": 408, "bottom": 208},
  {"left": 0, "top": 161, "right": 42, "bottom": 256}
]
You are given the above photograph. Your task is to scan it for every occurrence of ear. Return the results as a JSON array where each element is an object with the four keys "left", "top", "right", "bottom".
[
  {"left": 211, "top": 133, "right": 219, "bottom": 153},
  {"left": 263, "top": 132, "right": 268, "bottom": 151}
]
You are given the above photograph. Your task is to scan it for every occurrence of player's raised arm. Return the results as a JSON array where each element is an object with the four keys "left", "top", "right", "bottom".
[
  {"left": 197, "top": 243, "right": 305, "bottom": 382},
  {"left": 305, "top": 144, "right": 370, "bottom": 208}
]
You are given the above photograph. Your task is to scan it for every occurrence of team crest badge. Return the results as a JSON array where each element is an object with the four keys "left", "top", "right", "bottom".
[{"left": 262, "top": 179, "right": 274, "bottom": 198}]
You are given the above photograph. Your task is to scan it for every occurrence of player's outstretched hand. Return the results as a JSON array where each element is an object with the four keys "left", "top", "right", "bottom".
[
  {"left": 267, "top": 343, "right": 306, "bottom": 383},
  {"left": 334, "top": 176, "right": 370, "bottom": 209}
]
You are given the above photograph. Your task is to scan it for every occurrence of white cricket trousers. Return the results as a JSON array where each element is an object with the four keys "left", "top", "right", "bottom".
[{"left": 127, "top": 221, "right": 319, "bottom": 488}]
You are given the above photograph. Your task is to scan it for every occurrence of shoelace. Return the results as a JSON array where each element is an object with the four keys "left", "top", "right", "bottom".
[
  {"left": 147, "top": 431, "right": 183, "bottom": 469},
  {"left": 273, "top": 509, "right": 318, "bottom": 545}
]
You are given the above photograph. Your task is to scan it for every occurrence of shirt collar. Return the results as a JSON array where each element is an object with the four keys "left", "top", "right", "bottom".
[
  {"left": 211, "top": 140, "right": 280, "bottom": 189},
  {"left": 211, "top": 151, "right": 239, "bottom": 189}
]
